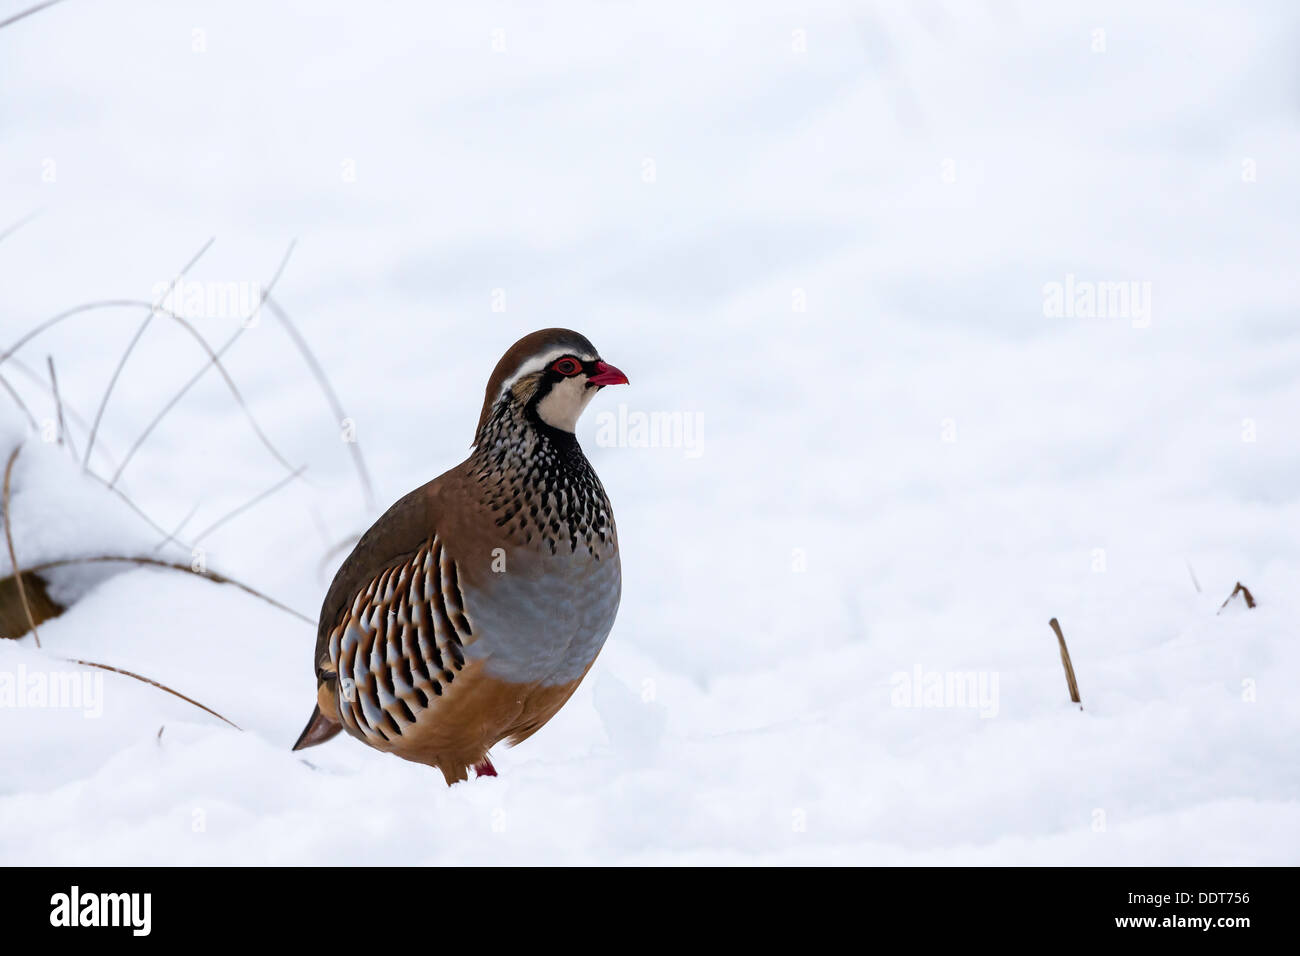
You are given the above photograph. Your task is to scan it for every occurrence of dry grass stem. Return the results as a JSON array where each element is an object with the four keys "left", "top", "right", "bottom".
[
  {"left": 2, "top": 355, "right": 121, "bottom": 472},
  {"left": 0, "top": 297, "right": 296, "bottom": 484},
  {"left": 191, "top": 464, "right": 307, "bottom": 546},
  {"left": 68, "top": 657, "right": 241, "bottom": 730},
  {"left": 0, "top": 0, "right": 69, "bottom": 32},
  {"left": 45, "top": 356, "right": 76, "bottom": 456},
  {"left": 1048, "top": 617, "right": 1081, "bottom": 709},
  {"left": 82, "top": 236, "right": 216, "bottom": 469},
  {"left": 107, "top": 241, "right": 299, "bottom": 487},
  {"left": 80, "top": 469, "right": 195, "bottom": 550},
  {"left": 2, "top": 446, "right": 41, "bottom": 646},
  {"left": 265, "top": 294, "right": 377, "bottom": 511},
  {"left": 0, "top": 371, "right": 38, "bottom": 431},
  {"left": 23, "top": 553, "right": 312, "bottom": 624},
  {"left": 1219, "top": 582, "right": 1257, "bottom": 613},
  {"left": 152, "top": 501, "right": 202, "bottom": 553},
  {"left": 0, "top": 209, "right": 42, "bottom": 244}
]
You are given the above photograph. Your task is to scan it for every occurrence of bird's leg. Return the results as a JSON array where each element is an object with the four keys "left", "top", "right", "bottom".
[{"left": 473, "top": 756, "right": 498, "bottom": 778}]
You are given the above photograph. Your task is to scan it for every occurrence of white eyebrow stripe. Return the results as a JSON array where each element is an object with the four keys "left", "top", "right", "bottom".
[{"left": 497, "top": 347, "right": 596, "bottom": 396}]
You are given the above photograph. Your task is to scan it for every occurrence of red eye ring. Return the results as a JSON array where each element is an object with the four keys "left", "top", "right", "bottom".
[{"left": 551, "top": 358, "right": 582, "bottom": 376}]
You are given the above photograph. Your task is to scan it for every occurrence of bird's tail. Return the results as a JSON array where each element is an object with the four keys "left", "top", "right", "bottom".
[{"left": 292, "top": 704, "right": 342, "bottom": 751}]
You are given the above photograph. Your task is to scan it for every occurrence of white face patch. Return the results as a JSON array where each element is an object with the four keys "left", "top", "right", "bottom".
[
  {"left": 535, "top": 373, "right": 600, "bottom": 432},
  {"left": 497, "top": 347, "right": 596, "bottom": 400}
]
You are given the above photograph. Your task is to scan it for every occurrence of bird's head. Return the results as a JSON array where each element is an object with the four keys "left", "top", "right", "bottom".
[{"left": 476, "top": 328, "right": 628, "bottom": 440}]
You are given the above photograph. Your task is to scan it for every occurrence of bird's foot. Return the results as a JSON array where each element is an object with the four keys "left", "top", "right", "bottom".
[{"left": 473, "top": 756, "right": 498, "bottom": 778}]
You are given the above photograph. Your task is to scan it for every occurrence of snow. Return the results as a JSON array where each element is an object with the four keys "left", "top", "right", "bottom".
[{"left": 1, "top": 0, "right": 1298, "bottom": 864}]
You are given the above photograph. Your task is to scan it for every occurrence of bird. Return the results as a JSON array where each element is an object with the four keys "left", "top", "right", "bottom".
[{"left": 292, "top": 328, "right": 628, "bottom": 784}]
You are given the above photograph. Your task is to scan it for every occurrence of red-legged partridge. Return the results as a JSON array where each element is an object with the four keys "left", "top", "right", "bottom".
[{"left": 293, "top": 329, "right": 628, "bottom": 783}]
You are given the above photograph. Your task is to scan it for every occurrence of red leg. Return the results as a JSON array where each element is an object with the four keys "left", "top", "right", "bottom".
[{"left": 473, "top": 756, "right": 498, "bottom": 778}]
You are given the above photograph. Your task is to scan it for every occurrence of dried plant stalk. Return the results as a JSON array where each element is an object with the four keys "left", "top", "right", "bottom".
[
  {"left": 108, "top": 241, "right": 298, "bottom": 487},
  {"left": 152, "top": 501, "right": 202, "bottom": 553},
  {"left": 2, "top": 354, "right": 121, "bottom": 473},
  {"left": 22, "top": 554, "right": 312, "bottom": 624},
  {"left": 190, "top": 465, "right": 307, "bottom": 546},
  {"left": 1218, "top": 582, "right": 1257, "bottom": 612},
  {"left": 82, "top": 236, "right": 215, "bottom": 469},
  {"left": 0, "top": 210, "right": 42, "bottom": 243},
  {"left": 265, "top": 295, "right": 376, "bottom": 511},
  {"left": 68, "top": 656, "right": 241, "bottom": 730},
  {"left": 2, "top": 446, "right": 40, "bottom": 646},
  {"left": 0, "top": 0, "right": 68, "bottom": 32},
  {"left": 46, "top": 356, "right": 76, "bottom": 457},
  {"left": 1, "top": 294, "right": 299, "bottom": 484},
  {"left": 0, "top": 370, "right": 38, "bottom": 431},
  {"left": 1048, "top": 617, "right": 1081, "bottom": 709}
]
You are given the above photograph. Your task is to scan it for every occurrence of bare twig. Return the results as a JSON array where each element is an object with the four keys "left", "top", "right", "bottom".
[
  {"left": 0, "top": 209, "right": 42, "bottom": 245},
  {"left": 67, "top": 657, "right": 241, "bottom": 730},
  {"left": 1, "top": 299, "right": 151, "bottom": 365},
  {"left": 308, "top": 507, "right": 360, "bottom": 580},
  {"left": 0, "top": 371, "right": 38, "bottom": 431},
  {"left": 1186, "top": 560, "right": 1202, "bottom": 595},
  {"left": 0, "top": 379, "right": 175, "bottom": 546},
  {"left": 190, "top": 464, "right": 307, "bottom": 546},
  {"left": 108, "top": 241, "right": 299, "bottom": 487},
  {"left": 318, "top": 534, "right": 360, "bottom": 581},
  {"left": 0, "top": 296, "right": 300, "bottom": 485},
  {"left": 307, "top": 504, "right": 332, "bottom": 549},
  {"left": 265, "top": 294, "right": 376, "bottom": 511},
  {"left": 1048, "top": 617, "right": 1081, "bottom": 710},
  {"left": 1218, "top": 582, "right": 1257, "bottom": 613},
  {"left": 79, "top": 468, "right": 194, "bottom": 552},
  {"left": 2, "top": 446, "right": 40, "bottom": 647},
  {"left": 83, "top": 236, "right": 216, "bottom": 469},
  {"left": 152, "top": 500, "right": 202, "bottom": 553},
  {"left": 23, "top": 553, "right": 312, "bottom": 625},
  {"left": 0, "top": 0, "right": 69, "bottom": 32},
  {"left": 2, "top": 355, "right": 121, "bottom": 473},
  {"left": 46, "top": 356, "right": 77, "bottom": 458}
]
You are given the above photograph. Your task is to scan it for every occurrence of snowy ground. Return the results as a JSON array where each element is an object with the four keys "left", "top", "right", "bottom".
[{"left": 1, "top": 0, "right": 1298, "bottom": 864}]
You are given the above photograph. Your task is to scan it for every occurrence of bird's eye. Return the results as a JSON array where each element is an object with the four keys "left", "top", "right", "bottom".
[{"left": 551, "top": 358, "right": 582, "bottom": 376}]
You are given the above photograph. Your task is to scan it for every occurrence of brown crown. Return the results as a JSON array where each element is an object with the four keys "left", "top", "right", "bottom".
[{"left": 475, "top": 328, "right": 599, "bottom": 437}]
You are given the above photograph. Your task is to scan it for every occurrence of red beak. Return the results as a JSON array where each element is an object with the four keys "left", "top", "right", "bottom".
[{"left": 587, "top": 360, "right": 629, "bottom": 387}]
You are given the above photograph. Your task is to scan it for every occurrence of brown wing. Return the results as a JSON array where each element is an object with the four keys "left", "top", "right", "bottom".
[
  {"left": 328, "top": 533, "right": 472, "bottom": 745},
  {"left": 313, "top": 476, "right": 446, "bottom": 678},
  {"left": 297, "top": 463, "right": 486, "bottom": 754}
]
